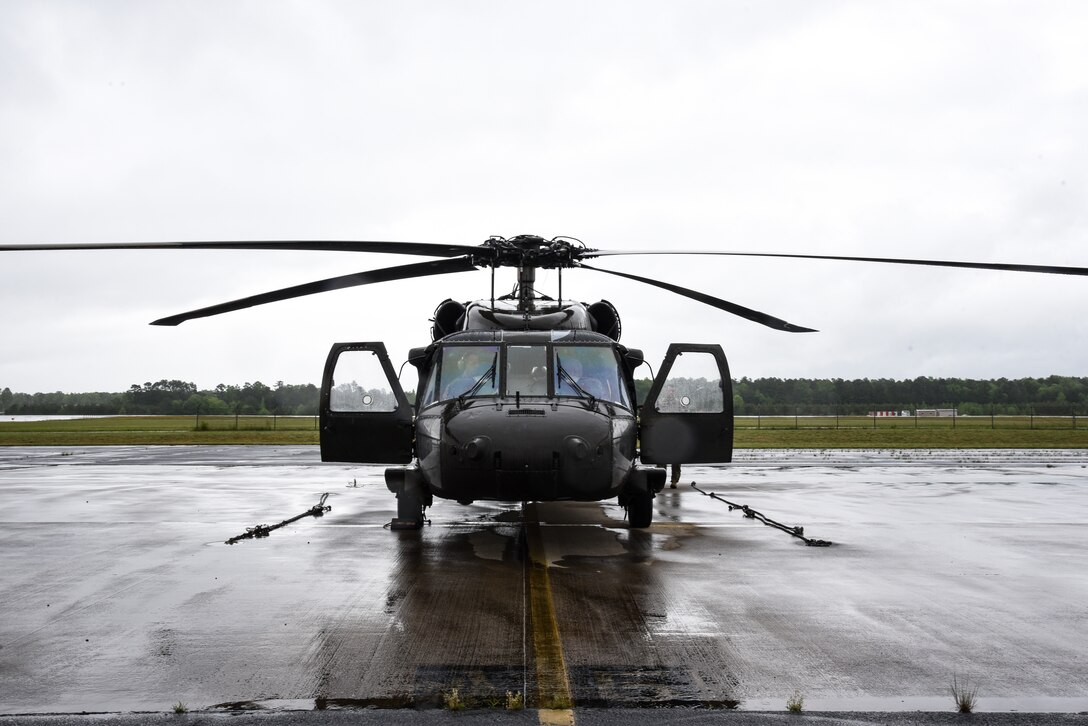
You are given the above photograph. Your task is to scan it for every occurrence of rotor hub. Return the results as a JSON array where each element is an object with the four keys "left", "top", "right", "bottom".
[{"left": 478, "top": 235, "right": 591, "bottom": 269}]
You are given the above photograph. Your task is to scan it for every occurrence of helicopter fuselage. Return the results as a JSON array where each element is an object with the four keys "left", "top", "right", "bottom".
[
  {"left": 413, "top": 330, "right": 637, "bottom": 504},
  {"left": 318, "top": 299, "right": 734, "bottom": 528}
]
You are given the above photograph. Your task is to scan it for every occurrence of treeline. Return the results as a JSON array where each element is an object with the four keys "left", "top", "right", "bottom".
[
  {"left": 0, "top": 380, "right": 319, "bottom": 416},
  {"left": 2, "top": 375, "right": 1087, "bottom": 417},
  {"left": 630, "top": 375, "right": 1088, "bottom": 415},
  {"left": 729, "top": 375, "right": 1088, "bottom": 416}
]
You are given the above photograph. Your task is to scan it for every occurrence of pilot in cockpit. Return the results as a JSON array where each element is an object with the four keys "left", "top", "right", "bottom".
[{"left": 443, "top": 350, "right": 492, "bottom": 398}]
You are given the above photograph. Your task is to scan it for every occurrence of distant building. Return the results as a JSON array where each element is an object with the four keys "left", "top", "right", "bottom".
[{"left": 916, "top": 408, "right": 958, "bottom": 417}]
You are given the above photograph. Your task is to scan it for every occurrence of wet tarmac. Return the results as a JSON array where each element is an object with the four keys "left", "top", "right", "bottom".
[{"left": 1, "top": 446, "right": 1087, "bottom": 720}]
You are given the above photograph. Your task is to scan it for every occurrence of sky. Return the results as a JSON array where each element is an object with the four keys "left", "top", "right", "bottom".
[{"left": 2, "top": 1, "right": 1087, "bottom": 393}]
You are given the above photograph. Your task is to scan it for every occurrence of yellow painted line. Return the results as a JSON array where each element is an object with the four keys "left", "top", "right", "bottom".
[
  {"left": 523, "top": 504, "right": 575, "bottom": 723},
  {"left": 538, "top": 708, "right": 575, "bottom": 726}
]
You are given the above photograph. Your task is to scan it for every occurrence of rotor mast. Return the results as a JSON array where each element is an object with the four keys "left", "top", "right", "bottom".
[{"left": 517, "top": 264, "right": 536, "bottom": 312}]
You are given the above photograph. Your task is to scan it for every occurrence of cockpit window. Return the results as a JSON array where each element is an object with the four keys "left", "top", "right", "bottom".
[
  {"left": 507, "top": 345, "right": 548, "bottom": 396},
  {"left": 554, "top": 345, "right": 631, "bottom": 408},
  {"left": 421, "top": 345, "right": 500, "bottom": 405}
]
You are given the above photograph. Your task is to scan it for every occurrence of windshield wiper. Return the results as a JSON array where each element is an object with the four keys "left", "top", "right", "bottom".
[
  {"left": 556, "top": 355, "right": 596, "bottom": 406},
  {"left": 458, "top": 353, "right": 497, "bottom": 404}
]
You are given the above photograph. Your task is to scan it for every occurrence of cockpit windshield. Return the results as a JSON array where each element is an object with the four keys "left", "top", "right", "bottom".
[
  {"left": 418, "top": 342, "right": 630, "bottom": 409},
  {"left": 554, "top": 345, "right": 631, "bottom": 408},
  {"left": 421, "top": 345, "right": 500, "bottom": 406}
]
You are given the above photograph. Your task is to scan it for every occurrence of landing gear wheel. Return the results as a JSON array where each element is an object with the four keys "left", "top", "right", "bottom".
[{"left": 628, "top": 491, "right": 654, "bottom": 529}]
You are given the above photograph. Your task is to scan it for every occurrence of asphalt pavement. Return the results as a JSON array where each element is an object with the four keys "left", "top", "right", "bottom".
[{"left": 1, "top": 446, "right": 1086, "bottom": 724}]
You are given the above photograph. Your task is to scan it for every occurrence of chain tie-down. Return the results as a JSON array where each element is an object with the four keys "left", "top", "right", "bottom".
[
  {"left": 690, "top": 483, "right": 832, "bottom": 547},
  {"left": 225, "top": 492, "right": 331, "bottom": 545}
]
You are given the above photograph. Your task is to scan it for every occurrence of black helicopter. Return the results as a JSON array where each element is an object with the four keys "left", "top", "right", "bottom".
[{"left": 3, "top": 234, "right": 1088, "bottom": 529}]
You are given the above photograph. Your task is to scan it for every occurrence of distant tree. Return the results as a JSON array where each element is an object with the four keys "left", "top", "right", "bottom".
[{"left": 271, "top": 382, "right": 319, "bottom": 415}]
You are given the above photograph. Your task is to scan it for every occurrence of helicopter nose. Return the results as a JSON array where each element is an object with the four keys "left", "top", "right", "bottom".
[{"left": 436, "top": 404, "right": 615, "bottom": 501}]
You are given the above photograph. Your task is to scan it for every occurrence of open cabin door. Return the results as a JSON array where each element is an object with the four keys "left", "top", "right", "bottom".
[
  {"left": 639, "top": 343, "right": 733, "bottom": 464},
  {"left": 319, "top": 342, "right": 414, "bottom": 463}
]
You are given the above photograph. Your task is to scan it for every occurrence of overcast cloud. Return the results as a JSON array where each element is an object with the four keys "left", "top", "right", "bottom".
[{"left": 1, "top": 1, "right": 1087, "bottom": 393}]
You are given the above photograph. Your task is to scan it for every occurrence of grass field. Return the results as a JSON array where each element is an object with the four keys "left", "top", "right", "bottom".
[
  {"left": 1, "top": 414, "right": 1085, "bottom": 448},
  {"left": 0, "top": 416, "right": 320, "bottom": 446},
  {"left": 735, "top": 414, "right": 1088, "bottom": 448}
]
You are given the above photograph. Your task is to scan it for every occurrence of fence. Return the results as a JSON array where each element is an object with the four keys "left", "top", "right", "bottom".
[
  {"left": 739, "top": 409, "right": 1080, "bottom": 430},
  {"left": 192, "top": 414, "right": 320, "bottom": 431}
]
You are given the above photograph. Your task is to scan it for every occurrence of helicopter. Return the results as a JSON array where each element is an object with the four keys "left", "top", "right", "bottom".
[{"left": 3, "top": 234, "right": 1088, "bottom": 529}]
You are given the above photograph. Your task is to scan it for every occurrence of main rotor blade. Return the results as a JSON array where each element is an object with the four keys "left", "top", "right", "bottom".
[
  {"left": 151, "top": 256, "right": 479, "bottom": 326},
  {"left": 586, "top": 250, "right": 1088, "bottom": 277},
  {"left": 577, "top": 262, "right": 817, "bottom": 333},
  {"left": 0, "top": 239, "right": 482, "bottom": 257}
]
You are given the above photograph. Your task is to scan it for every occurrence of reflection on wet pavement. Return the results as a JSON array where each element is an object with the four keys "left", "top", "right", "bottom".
[{"left": 1, "top": 446, "right": 1087, "bottom": 714}]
